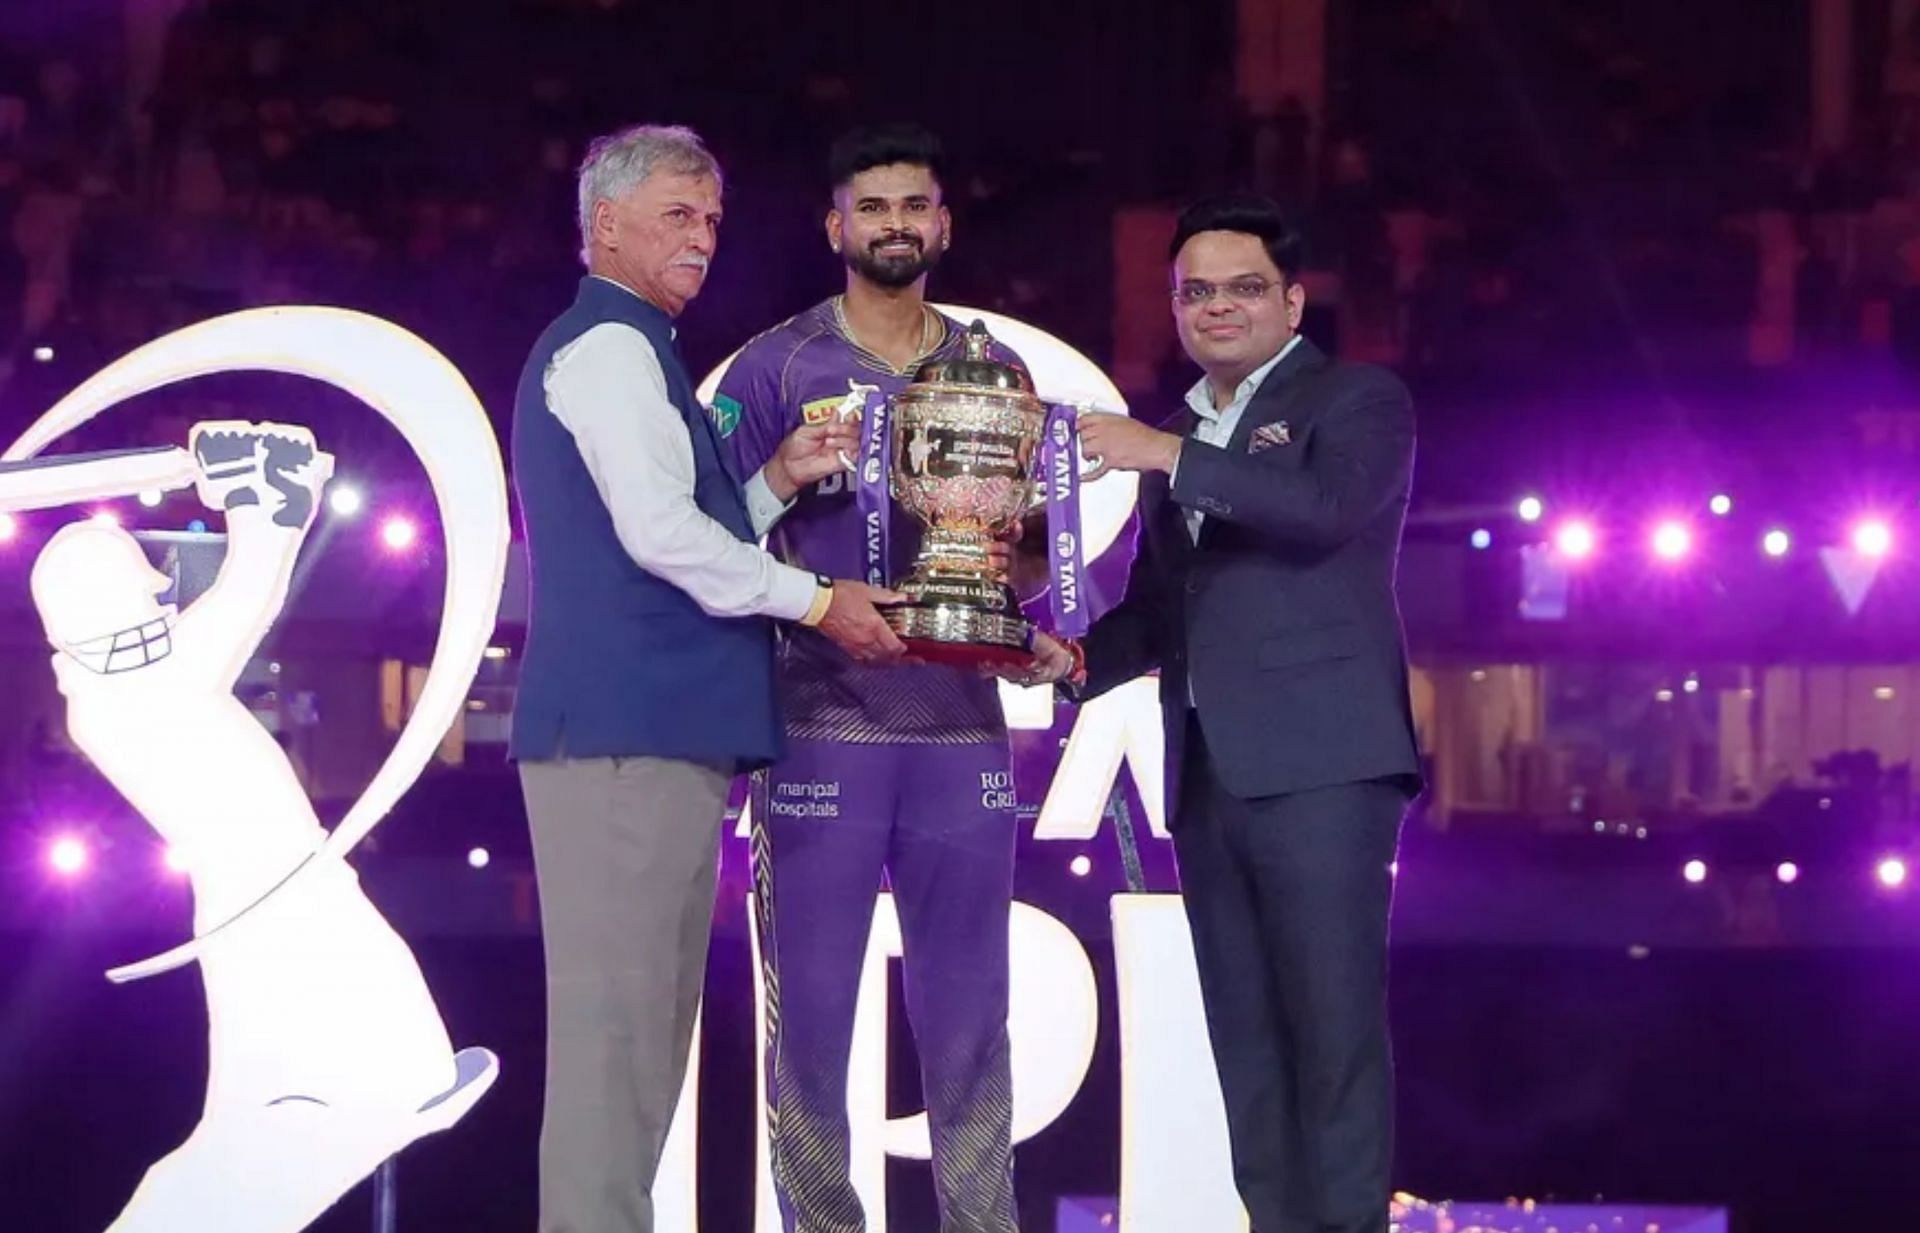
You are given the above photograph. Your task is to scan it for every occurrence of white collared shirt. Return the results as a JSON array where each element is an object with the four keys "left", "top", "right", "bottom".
[
  {"left": 542, "top": 275, "right": 815, "bottom": 621},
  {"left": 1178, "top": 334, "right": 1302, "bottom": 542}
]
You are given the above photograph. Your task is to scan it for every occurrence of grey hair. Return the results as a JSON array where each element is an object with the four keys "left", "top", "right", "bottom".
[{"left": 575, "top": 124, "right": 722, "bottom": 265}]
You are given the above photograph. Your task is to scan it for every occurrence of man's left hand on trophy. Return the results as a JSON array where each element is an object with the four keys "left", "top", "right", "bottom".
[
  {"left": 1075, "top": 411, "right": 1182, "bottom": 482},
  {"left": 977, "top": 625, "right": 1076, "bottom": 687},
  {"left": 974, "top": 515, "right": 1076, "bottom": 686}
]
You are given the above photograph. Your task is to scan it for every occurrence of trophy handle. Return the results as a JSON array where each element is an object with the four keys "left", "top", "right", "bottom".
[
  {"left": 837, "top": 391, "right": 879, "bottom": 473},
  {"left": 1055, "top": 401, "right": 1114, "bottom": 481}
]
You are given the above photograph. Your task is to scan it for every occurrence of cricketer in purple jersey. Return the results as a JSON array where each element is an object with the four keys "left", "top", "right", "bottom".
[
  {"left": 714, "top": 298, "right": 1031, "bottom": 745},
  {"left": 718, "top": 293, "right": 1030, "bottom": 1233}
]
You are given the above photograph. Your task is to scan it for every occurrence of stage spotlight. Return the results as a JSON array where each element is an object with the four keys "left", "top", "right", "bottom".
[
  {"left": 1775, "top": 861, "right": 1799, "bottom": 885},
  {"left": 1470, "top": 528, "right": 1492, "bottom": 550},
  {"left": 1651, "top": 521, "right": 1691, "bottom": 561},
  {"left": 49, "top": 835, "right": 89, "bottom": 878},
  {"left": 138, "top": 490, "right": 164, "bottom": 509},
  {"left": 1709, "top": 494, "right": 1733, "bottom": 516},
  {"left": 1683, "top": 858, "right": 1708, "bottom": 884},
  {"left": 31, "top": 345, "right": 53, "bottom": 363},
  {"left": 467, "top": 847, "right": 491, "bottom": 870},
  {"left": 1554, "top": 520, "right": 1596, "bottom": 559},
  {"left": 1517, "top": 495, "right": 1544, "bottom": 523},
  {"left": 380, "top": 516, "right": 418, "bottom": 552},
  {"left": 1853, "top": 519, "right": 1893, "bottom": 558},
  {"left": 0, "top": 513, "right": 17, "bottom": 543},
  {"left": 1877, "top": 856, "right": 1908, "bottom": 889},
  {"left": 162, "top": 846, "right": 191, "bottom": 876},
  {"left": 329, "top": 484, "right": 365, "bottom": 517},
  {"left": 1069, "top": 855, "right": 1091, "bottom": 878},
  {"left": 90, "top": 510, "right": 120, "bottom": 528},
  {"left": 1762, "top": 528, "right": 1791, "bottom": 557}
]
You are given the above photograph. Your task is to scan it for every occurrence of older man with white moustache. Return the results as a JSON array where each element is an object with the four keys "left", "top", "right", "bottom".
[{"left": 510, "top": 124, "right": 905, "bottom": 1233}]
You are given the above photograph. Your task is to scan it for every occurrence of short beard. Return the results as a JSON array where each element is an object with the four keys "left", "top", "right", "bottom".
[{"left": 845, "top": 235, "right": 942, "bottom": 289}]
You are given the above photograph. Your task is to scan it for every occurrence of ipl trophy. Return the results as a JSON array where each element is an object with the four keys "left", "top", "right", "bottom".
[{"left": 850, "top": 320, "right": 1086, "bottom": 668}]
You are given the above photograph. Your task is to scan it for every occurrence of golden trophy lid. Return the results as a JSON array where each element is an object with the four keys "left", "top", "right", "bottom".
[{"left": 910, "top": 319, "right": 1034, "bottom": 394}]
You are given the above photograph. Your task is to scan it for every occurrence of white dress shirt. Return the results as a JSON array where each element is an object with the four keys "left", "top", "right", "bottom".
[
  {"left": 1177, "top": 334, "right": 1302, "bottom": 541},
  {"left": 543, "top": 278, "right": 816, "bottom": 621}
]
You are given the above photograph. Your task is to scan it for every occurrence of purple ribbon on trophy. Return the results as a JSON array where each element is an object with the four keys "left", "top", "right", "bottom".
[
  {"left": 1040, "top": 403, "right": 1088, "bottom": 639},
  {"left": 853, "top": 387, "right": 891, "bottom": 589}
]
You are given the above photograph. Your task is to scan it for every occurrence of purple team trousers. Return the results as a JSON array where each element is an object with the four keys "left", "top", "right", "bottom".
[{"left": 750, "top": 739, "right": 1019, "bottom": 1233}]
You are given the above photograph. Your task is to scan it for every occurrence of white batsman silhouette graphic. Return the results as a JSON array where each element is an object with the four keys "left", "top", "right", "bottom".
[{"left": 28, "top": 421, "right": 496, "bottom": 1233}]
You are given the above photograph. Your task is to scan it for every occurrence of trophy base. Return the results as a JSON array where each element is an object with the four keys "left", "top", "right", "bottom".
[{"left": 884, "top": 601, "right": 1033, "bottom": 669}]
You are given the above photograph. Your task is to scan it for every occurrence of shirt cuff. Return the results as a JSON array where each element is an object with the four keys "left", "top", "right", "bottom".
[
  {"left": 744, "top": 467, "right": 796, "bottom": 537},
  {"left": 766, "top": 561, "right": 820, "bottom": 623}
]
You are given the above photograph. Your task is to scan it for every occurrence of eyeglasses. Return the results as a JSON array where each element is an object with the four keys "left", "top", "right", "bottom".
[{"left": 1172, "top": 278, "right": 1280, "bottom": 308}]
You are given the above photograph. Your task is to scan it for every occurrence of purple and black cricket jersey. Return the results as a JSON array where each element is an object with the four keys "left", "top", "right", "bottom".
[
  {"left": 714, "top": 299, "right": 1029, "bottom": 746},
  {"left": 719, "top": 298, "right": 1023, "bottom": 1233}
]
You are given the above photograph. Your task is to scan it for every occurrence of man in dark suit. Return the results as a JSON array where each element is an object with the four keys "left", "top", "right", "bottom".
[{"left": 1024, "top": 193, "right": 1419, "bottom": 1233}]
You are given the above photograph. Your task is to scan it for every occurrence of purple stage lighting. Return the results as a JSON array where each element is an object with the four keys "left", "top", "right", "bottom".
[
  {"left": 1853, "top": 519, "right": 1893, "bottom": 558},
  {"left": 1762, "top": 528, "right": 1791, "bottom": 557},
  {"left": 1775, "top": 861, "right": 1799, "bottom": 885},
  {"left": 48, "top": 835, "right": 89, "bottom": 878},
  {"left": 1877, "top": 856, "right": 1908, "bottom": 889},
  {"left": 380, "top": 515, "right": 419, "bottom": 552},
  {"left": 1554, "top": 520, "right": 1597, "bottom": 559},
  {"left": 1651, "top": 520, "right": 1692, "bottom": 561},
  {"left": 329, "top": 483, "right": 365, "bottom": 518},
  {"left": 1683, "top": 858, "right": 1708, "bottom": 884}
]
